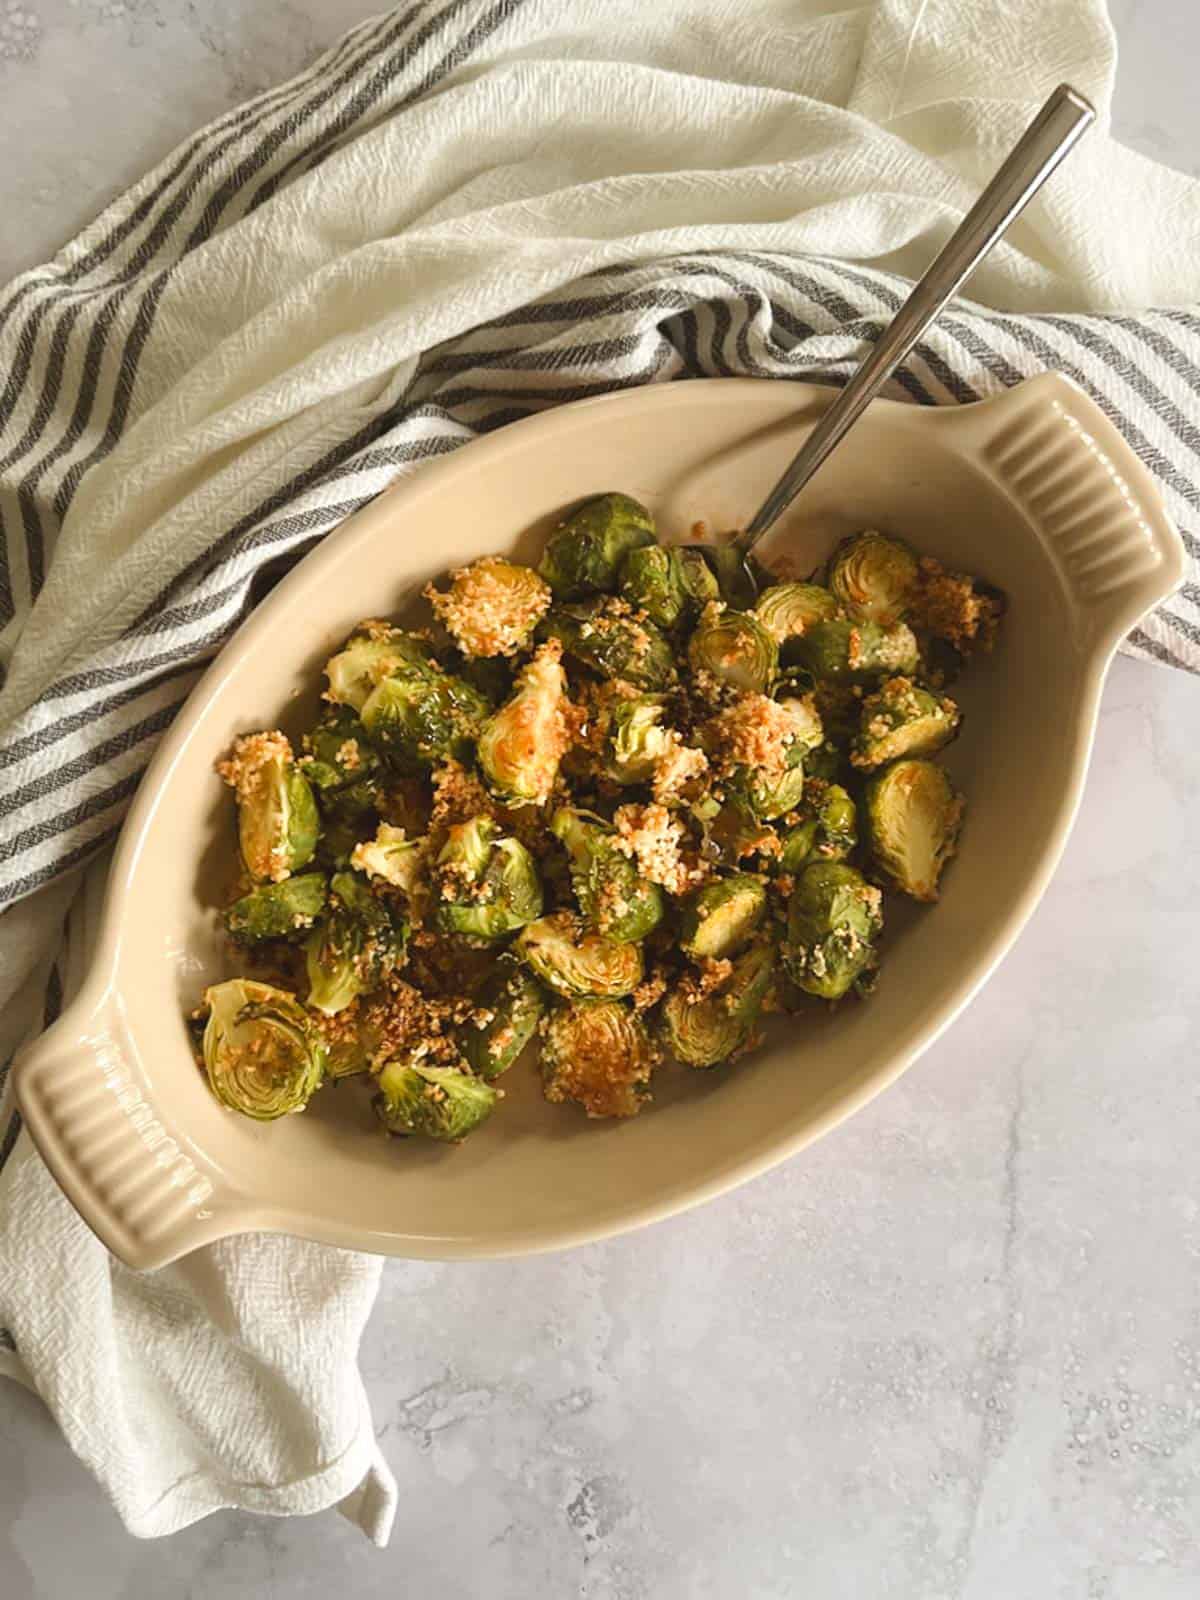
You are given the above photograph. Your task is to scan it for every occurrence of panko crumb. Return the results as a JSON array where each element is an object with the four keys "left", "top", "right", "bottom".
[
  {"left": 910, "top": 557, "right": 1000, "bottom": 651},
  {"left": 425, "top": 556, "right": 551, "bottom": 658},
  {"left": 651, "top": 737, "right": 709, "bottom": 806},
  {"left": 702, "top": 693, "right": 807, "bottom": 784},
  {"left": 430, "top": 759, "right": 497, "bottom": 832},
  {"left": 631, "top": 968, "right": 669, "bottom": 1012},
  {"left": 612, "top": 802, "right": 707, "bottom": 895}
]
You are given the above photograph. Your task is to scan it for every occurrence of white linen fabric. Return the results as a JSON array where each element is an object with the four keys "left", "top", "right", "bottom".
[{"left": 0, "top": 0, "right": 1196, "bottom": 1547}]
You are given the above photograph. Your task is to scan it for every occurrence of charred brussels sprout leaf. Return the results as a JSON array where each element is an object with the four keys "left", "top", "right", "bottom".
[
  {"left": 515, "top": 911, "right": 644, "bottom": 998},
  {"left": 778, "top": 783, "right": 857, "bottom": 872},
  {"left": 603, "top": 695, "right": 674, "bottom": 785},
  {"left": 224, "top": 872, "right": 327, "bottom": 944},
  {"left": 864, "top": 758, "right": 963, "bottom": 902},
  {"left": 374, "top": 1054, "right": 497, "bottom": 1141},
  {"left": 755, "top": 582, "right": 839, "bottom": 646},
  {"left": 791, "top": 618, "right": 919, "bottom": 684},
  {"left": 661, "top": 942, "right": 775, "bottom": 1068},
  {"left": 460, "top": 958, "right": 545, "bottom": 1079},
  {"left": 477, "top": 642, "right": 568, "bottom": 807},
  {"left": 679, "top": 874, "right": 767, "bottom": 960},
  {"left": 539, "top": 492, "right": 656, "bottom": 599},
  {"left": 325, "top": 624, "right": 436, "bottom": 711},
  {"left": 688, "top": 605, "right": 778, "bottom": 694},
  {"left": 202, "top": 979, "right": 326, "bottom": 1119},
  {"left": 783, "top": 862, "right": 883, "bottom": 1001},
  {"left": 850, "top": 676, "right": 961, "bottom": 770},
  {"left": 827, "top": 530, "right": 919, "bottom": 625},
  {"left": 301, "top": 706, "right": 378, "bottom": 792},
  {"left": 425, "top": 557, "right": 551, "bottom": 658},
  {"left": 433, "top": 817, "right": 543, "bottom": 940},
  {"left": 541, "top": 1000, "right": 658, "bottom": 1118},
  {"left": 541, "top": 598, "right": 676, "bottom": 691},
  {"left": 550, "top": 807, "right": 664, "bottom": 943},
  {"left": 360, "top": 666, "right": 488, "bottom": 772},
  {"left": 305, "top": 870, "right": 408, "bottom": 1015}
]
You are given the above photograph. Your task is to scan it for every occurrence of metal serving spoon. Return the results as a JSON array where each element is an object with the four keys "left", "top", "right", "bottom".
[{"left": 693, "top": 82, "right": 1096, "bottom": 606}]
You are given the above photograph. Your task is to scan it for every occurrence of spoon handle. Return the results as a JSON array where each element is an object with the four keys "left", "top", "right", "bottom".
[{"left": 740, "top": 82, "right": 1095, "bottom": 549}]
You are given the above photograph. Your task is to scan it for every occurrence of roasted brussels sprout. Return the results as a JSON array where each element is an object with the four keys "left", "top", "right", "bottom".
[
  {"left": 755, "top": 582, "right": 839, "bottom": 645},
  {"left": 360, "top": 666, "right": 488, "bottom": 772},
  {"left": 541, "top": 598, "right": 676, "bottom": 691},
  {"left": 687, "top": 605, "right": 778, "bottom": 694},
  {"left": 219, "top": 732, "right": 320, "bottom": 884},
  {"left": 460, "top": 958, "right": 545, "bottom": 1078},
  {"left": 320, "top": 1012, "right": 385, "bottom": 1080},
  {"left": 791, "top": 618, "right": 919, "bottom": 683},
  {"left": 550, "top": 807, "right": 664, "bottom": 942},
  {"left": 477, "top": 641, "right": 568, "bottom": 807},
  {"left": 540, "top": 1000, "right": 658, "bottom": 1118},
  {"left": 324, "top": 623, "right": 436, "bottom": 711},
  {"left": 433, "top": 817, "right": 542, "bottom": 940},
  {"left": 733, "top": 757, "right": 806, "bottom": 822},
  {"left": 224, "top": 872, "right": 327, "bottom": 944},
  {"left": 456, "top": 655, "right": 515, "bottom": 708},
  {"left": 850, "top": 676, "right": 961, "bottom": 770},
  {"left": 539, "top": 492, "right": 656, "bottom": 599},
  {"left": 305, "top": 870, "right": 408, "bottom": 1014},
  {"left": 660, "top": 942, "right": 774, "bottom": 1067},
  {"left": 783, "top": 862, "right": 882, "bottom": 1001},
  {"left": 425, "top": 556, "right": 552, "bottom": 658},
  {"left": 374, "top": 1053, "right": 498, "bottom": 1141},
  {"left": 301, "top": 706, "right": 379, "bottom": 792},
  {"left": 617, "top": 544, "right": 721, "bottom": 631},
  {"left": 679, "top": 874, "right": 767, "bottom": 960},
  {"left": 315, "top": 779, "right": 380, "bottom": 871},
  {"left": 516, "top": 911, "right": 644, "bottom": 998},
  {"left": 603, "top": 695, "right": 673, "bottom": 785},
  {"left": 827, "top": 530, "right": 919, "bottom": 625},
  {"left": 864, "top": 758, "right": 963, "bottom": 902},
  {"left": 778, "top": 782, "right": 857, "bottom": 871},
  {"left": 202, "top": 978, "right": 326, "bottom": 1119}
]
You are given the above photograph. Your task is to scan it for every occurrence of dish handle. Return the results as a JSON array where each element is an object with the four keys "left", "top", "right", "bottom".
[{"left": 13, "top": 983, "right": 244, "bottom": 1271}]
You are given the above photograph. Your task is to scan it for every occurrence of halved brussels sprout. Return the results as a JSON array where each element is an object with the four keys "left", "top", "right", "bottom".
[
  {"left": 319, "top": 1012, "right": 385, "bottom": 1080},
  {"left": 864, "top": 758, "right": 963, "bottom": 902},
  {"left": 202, "top": 978, "right": 326, "bottom": 1119},
  {"left": 433, "top": 817, "right": 543, "bottom": 940},
  {"left": 539, "top": 492, "right": 656, "bottom": 599},
  {"left": 850, "top": 676, "right": 961, "bottom": 770},
  {"left": 301, "top": 706, "right": 379, "bottom": 792},
  {"left": 679, "top": 874, "right": 767, "bottom": 960},
  {"left": 224, "top": 873, "right": 327, "bottom": 944},
  {"left": 827, "top": 530, "right": 919, "bottom": 625},
  {"left": 791, "top": 618, "right": 919, "bottom": 683},
  {"left": 550, "top": 807, "right": 664, "bottom": 943},
  {"left": 219, "top": 732, "right": 320, "bottom": 884},
  {"left": 325, "top": 623, "right": 436, "bottom": 711},
  {"left": 515, "top": 911, "right": 644, "bottom": 998},
  {"left": 360, "top": 666, "right": 488, "bottom": 772},
  {"left": 603, "top": 695, "right": 673, "bottom": 785},
  {"left": 425, "top": 556, "right": 552, "bottom": 658},
  {"left": 783, "top": 862, "right": 882, "bottom": 1001},
  {"left": 374, "top": 1053, "right": 497, "bottom": 1141},
  {"left": 778, "top": 783, "right": 857, "bottom": 872},
  {"left": 541, "top": 598, "right": 676, "bottom": 691},
  {"left": 541, "top": 1000, "right": 658, "bottom": 1118},
  {"left": 460, "top": 958, "right": 545, "bottom": 1079},
  {"left": 660, "top": 942, "right": 775, "bottom": 1068},
  {"left": 305, "top": 870, "right": 408, "bottom": 1015},
  {"left": 755, "top": 582, "right": 839, "bottom": 645},
  {"left": 477, "top": 641, "right": 568, "bottom": 807},
  {"left": 687, "top": 605, "right": 778, "bottom": 694}
]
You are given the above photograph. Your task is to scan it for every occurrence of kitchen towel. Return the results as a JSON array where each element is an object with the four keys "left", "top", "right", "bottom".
[{"left": 1, "top": 0, "right": 1197, "bottom": 1547}]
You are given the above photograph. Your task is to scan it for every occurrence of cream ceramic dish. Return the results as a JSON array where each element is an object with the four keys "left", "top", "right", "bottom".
[{"left": 14, "top": 375, "right": 1184, "bottom": 1271}]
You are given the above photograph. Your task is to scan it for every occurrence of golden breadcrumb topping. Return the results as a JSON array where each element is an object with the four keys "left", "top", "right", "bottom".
[
  {"left": 910, "top": 557, "right": 1000, "bottom": 652},
  {"left": 702, "top": 693, "right": 807, "bottom": 784},
  {"left": 216, "top": 730, "right": 292, "bottom": 801},
  {"left": 425, "top": 557, "right": 551, "bottom": 658},
  {"left": 542, "top": 1009, "right": 659, "bottom": 1119},
  {"left": 651, "top": 737, "right": 709, "bottom": 806},
  {"left": 612, "top": 802, "right": 708, "bottom": 895}
]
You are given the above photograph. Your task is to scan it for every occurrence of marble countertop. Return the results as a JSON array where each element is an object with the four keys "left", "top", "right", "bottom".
[{"left": 2, "top": 4, "right": 1198, "bottom": 1596}]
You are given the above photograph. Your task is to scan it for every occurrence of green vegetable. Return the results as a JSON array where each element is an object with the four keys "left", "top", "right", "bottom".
[
  {"left": 477, "top": 642, "right": 568, "bottom": 807},
  {"left": 687, "top": 606, "right": 778, "bottom": 694},
  {"left": 679, "top": 874, "right": 767, "bottom": 960},
  {"left": 516, "top": 912, "right": 644, "bottom": 998},
  {"left": 360, "top": 667, "right": 488, "bottom": 772},
  {"left": 202, "top": 979, "right": 326, "bottom": 1120},
  {"left": 783, "top": 862, "right": 882, "bottom": 1001},
  {"left": 433, "top": 817, "right": 543, "bottom": 940},
  {"left": 850, "top": 676, "right": 960, "bottom": 770},
  {"left": 550, "top": 806, "right": 664, "bottom": 942},
  {"left": 301, "top": 706, "right": 379, "bottom": 792},
  {"left": 827, "top": 530, "right": 919, "bottom": 625},
  {"left": 305, "top": 870, "right": 408, "bottom": 1015},
  {"left": 324, "top": 624, "right": 436, "bottom": 711},
  {"left": 778, "top": 783, "right": 857, "bottom": 872},
  {"left": 374, "top": 1054, "right": 497, "bottom": 1141},
  {"left": 791, "top": 618, "right": 919, "bottom": 683},
  {"left": 618, "top": 545, "right": 721, "bottom": 631},
  {"left": 541, "top": 1000, "right": 658, "bottom": 1118},
  {"left": 755, "top": 582, "right": 838, "bottom": 645},
  {"left": 224, "top": 873, "right": 327, "bottom": 944},
  {"left": 460, "top": 958, "right": 545, "bottom": 1079},
  {"left": 864, "top": 758, "right": 963, "bottom": 902},
  {"left": 230, "top": 737, "right": 319, "bottom": 884},
  {"left": 539, "top": 492, "right": 656, "bottom": 598},
  {"left": 541, "top": 598, "right": 676, "bottom": 691},
  {"left": 603, "top": 695, "right": 674, "bottom": 785},
  {"left": 350, "top": 823, "right": 426, "bottom": 896},
  {"left": 661, "top": 942, "right": 774, "bottom": 1067},
  {"left": 426, "top": 557, "right": 550, "bottom": 657}
]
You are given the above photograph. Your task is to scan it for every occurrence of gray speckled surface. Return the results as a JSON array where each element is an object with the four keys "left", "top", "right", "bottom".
[{"left": 2, "top": 4, "right": 1199, "bottom": 1596}]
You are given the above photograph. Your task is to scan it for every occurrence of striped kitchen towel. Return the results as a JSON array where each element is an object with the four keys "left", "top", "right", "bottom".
[{"left": 0, "top": 0, "right": 1197, "bottom": 1546}]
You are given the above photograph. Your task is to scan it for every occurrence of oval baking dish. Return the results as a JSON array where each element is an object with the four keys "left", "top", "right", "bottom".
[{"left": 13, "top": 375, "right": 1185, "bottom": 1270}]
